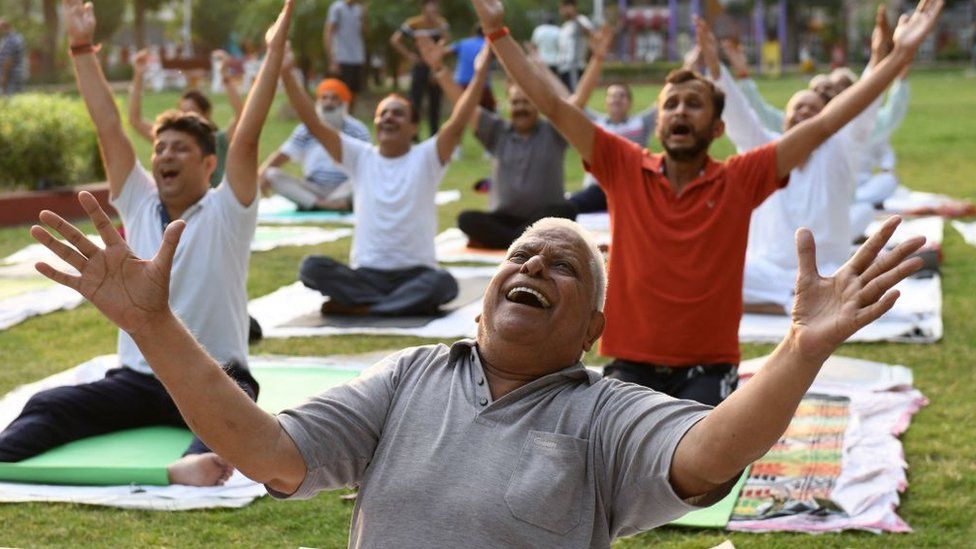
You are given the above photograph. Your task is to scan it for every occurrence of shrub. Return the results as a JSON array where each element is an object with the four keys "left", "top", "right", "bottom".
[{"left": 0, "top": 93, "right": 103, "bottom": 191}]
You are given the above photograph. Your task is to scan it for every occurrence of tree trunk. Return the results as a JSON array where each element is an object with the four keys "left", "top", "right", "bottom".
[
  {"left": 40, "top": 0, "right": 58, "bottom": 77},
  {"left": 134, "top": 0, "right": 147, "bottom": 50}
]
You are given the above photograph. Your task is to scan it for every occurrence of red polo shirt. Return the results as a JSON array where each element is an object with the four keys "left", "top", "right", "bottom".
[{"left": 587, "top": 127, "right": 786, "bottom": 366}]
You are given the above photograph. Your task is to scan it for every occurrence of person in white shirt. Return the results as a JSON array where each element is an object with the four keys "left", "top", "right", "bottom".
[
  {"left": 280, "top": 45, "right": 488, "bottom": 316},
  {"left": 700, "top": 14, "right": 902, "bottom": 314},
  {"left": 0, "top": 0, "right": 293, "bottom": 486},
  {"left": 556, "top": 0, "right": 593, "bottom": 91},
  {"left": 258, "top": 78, "right": 371, "bottom": 212},
  {"left": 530, "top": 15, "right": 561, "bottom": 78}
]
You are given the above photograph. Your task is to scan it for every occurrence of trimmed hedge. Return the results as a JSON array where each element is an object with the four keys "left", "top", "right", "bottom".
[{"left": 0, "top": 93, "right": 103, "bottom": 191}]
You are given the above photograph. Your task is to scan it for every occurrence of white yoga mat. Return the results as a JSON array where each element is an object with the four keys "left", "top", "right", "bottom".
[
  {"left": 251, "top": 226, "right": 352, "bottom": 252},
  {"left": 865, "top": 215, "right": 944, "bottom": 246},
  {"left": 435, "top": 229, "right": 508, "bottom": 264},
  {"left": 883, "top": 186, "right": 957, "bottom": 213},
  {"left": 739, "top": 275, "right": 942, "bottom": 343},
  {"left": 731, "top": 354, "right": 927, "bottom": 534},
  {"left": 951, "top": 220, "right": 976, "bottom": 247},
  {"left": 249, "top": 266, "right": 495, "bottom": 339}
]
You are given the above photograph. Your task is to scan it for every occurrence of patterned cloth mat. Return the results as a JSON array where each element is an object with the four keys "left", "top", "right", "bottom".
[{"left": 728, "top": 355, "right": 927, "bottom": 533}]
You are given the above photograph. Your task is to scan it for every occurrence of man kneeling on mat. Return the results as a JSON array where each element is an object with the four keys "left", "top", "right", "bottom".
[
  {"left": 0, "top": 0, "right": 291, "bottom": 486},
  {"left": 279, "top": 44, "right": 486, "bottom": 316},
  {"left": 31, "top": 186, "right": 922, "bottom": 543}
]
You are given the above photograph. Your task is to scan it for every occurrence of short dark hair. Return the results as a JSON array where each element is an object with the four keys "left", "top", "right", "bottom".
[
  {"left": 153, "top": 110, "right": 218, "bottom": 156},
  {"left": 179, "top": 89, "right": 212, "bottom": 117},
  {"left": 663, "top": 69, "right": 725, "bottom": 120},
  {"left": 560, "top": 0, "right": 578, "bottom": 6},
  {"left": 607, "top": 82, "right": 633, "bottom": 101},
  {"left": 379, "top": 94, "right": 420, "bottom": 124}
]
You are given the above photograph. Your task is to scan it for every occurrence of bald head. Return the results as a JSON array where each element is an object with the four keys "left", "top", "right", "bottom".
[
  {"left": 510, "top": 218, "right": 607, "bottom": 311},
  {"left": 784, "top": 89, "right": 825, "bottom": 131}
]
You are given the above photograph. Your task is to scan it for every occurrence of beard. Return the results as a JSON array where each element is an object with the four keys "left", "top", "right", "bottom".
[
  {"left": 660, "top": 125, "right": 714, "bottom": 161},
  {"left": 316, "top": 104, "right": 346, "bottom": 129}
]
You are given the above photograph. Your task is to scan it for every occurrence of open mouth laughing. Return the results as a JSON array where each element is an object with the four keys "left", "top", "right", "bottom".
[{"left": 506, "top": 286, "right": 552, "bottom": 309}]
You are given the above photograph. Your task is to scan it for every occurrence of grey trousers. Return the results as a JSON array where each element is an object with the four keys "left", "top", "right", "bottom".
[
  {"left": 266, "top": 167, "right": 352, "bottom": 210},
  {"left": 299, "top": 256, "right": 458, "bottom": 315}
]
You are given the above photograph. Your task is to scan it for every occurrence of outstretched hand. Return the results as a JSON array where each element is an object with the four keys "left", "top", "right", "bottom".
[
  {"left": 474, "top": 43, "right": 493, "bottom": 75},
  {"left": 892, "top": 0, "right": 944, "bottom": 54},
  {"left": 789, "top": 216, "right": 924, "bottom": 363},
  {"left": 31, "top": 192, "right": 184, "bottom": 336},
  {"left": 721, "top": 39, "right": 749, "bottom": 78},
  {"left": 469, "top": 0, "right": 506, "bottom": 35},
  {"left": 62, "top": 0, "right": 96, "bottom": 46},
  {"left": 265, "top": 0, "right": 295, "bottom": 50},
  {"left": 589, "top": 24, "right": 615, "bottom": 59},
  {"left": 133, "top": 49, "right": 150, "bottom": 72},
  {"left": 693, "top": 16, "right": 720, "bottom": 79},
  {"left": 871, "top": 4, "right": 895, "bottom": 62}
]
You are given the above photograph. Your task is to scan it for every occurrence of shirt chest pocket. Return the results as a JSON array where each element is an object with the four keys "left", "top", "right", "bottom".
[{"left": 504, "top": 430, "right": 587, "bottom": 535}]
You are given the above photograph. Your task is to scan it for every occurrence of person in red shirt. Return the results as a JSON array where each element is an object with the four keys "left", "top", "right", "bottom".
[{"left": 469, "top": 0, "right": 943, "bottom": 404}]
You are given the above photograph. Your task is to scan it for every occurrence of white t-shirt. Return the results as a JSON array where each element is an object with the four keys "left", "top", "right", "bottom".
[
  {"left": 557, "top": 15, "right": 593, "bottom": 72},
  {"left": 337, "top": 134, "right": 447, "bottom": 270},
  {"left": 531, "top": 24, "right": 561, "bottom": 67},
  {"left": 110, "top": 164, "right": 258, "bottom": 375}
]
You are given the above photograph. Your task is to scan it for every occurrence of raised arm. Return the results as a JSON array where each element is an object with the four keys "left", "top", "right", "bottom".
[
  {"left": 63, "top": 0, "right": 136, "bottom": 199},
  {"left": 670, "top": 215, "right": 925, "bottom": 499},
  {"left": 418, "top": 35, "right": 486, "bottom": 132},
  {"left": 721, "top": 38, "right": 784, "bottom": 132},
  {"left": 774, "top": 0, "right": 942, "bottom": 179},
  {"left": 127, "top": 49, "right": 155, "bottom": 142},
  {"left": 216, "top": 50, "right": 245, "bottom": 141},
  {"left": 390, "top": 27, "right": 420, "bottom": 65},
  {"left": 435, "top": 44, "right": 492, "bottom": 164},
  {"left": 224, "top": 0, "right": 294, "bottom": 207},
  {"left": 281, "top": 48, "right": 343, "bottom": 165},
  {"left": 567, "top": 24, "right": 613, "bottom": 109},
  {"left": 696, "top": 18, "right": 774, "bottom": 152},
  {"left": 471, "top": 0, "right": 597, "bottom": 162},
  {"left": 30, "top": 193, "right": 306, "bottom": 495}
]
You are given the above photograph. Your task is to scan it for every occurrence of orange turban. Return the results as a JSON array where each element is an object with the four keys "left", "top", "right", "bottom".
[{"left": 316, "top": 78, "right": 353, "bottom": 104}]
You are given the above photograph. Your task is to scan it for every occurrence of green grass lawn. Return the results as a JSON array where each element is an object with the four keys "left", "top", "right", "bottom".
[{"left": 1, "top": 69, "right": 975, "bottom": 547}]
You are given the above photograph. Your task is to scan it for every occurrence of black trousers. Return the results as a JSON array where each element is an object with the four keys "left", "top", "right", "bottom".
[
  {"left": 457, "top": 201, "right": 578, "bottom": 250},
  {"left": 603, "top": 359, "right": 738, "bottom": 406},
  {"left": 0, "top": 363, "right": 258, "bottom": 462},
  {"left": 569, "top": 184, "right": 608, "bottom": 214},
  {"left": 408, "top": 62, "right": 442, "bottom": 138},
  {"left": 299, "top": 256, "right": 459, "bottom": 315}
]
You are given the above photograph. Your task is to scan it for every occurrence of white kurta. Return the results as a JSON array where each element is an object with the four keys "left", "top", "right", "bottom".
[{"left": 715, "top": 65, "right": 880, "bottom": 307}]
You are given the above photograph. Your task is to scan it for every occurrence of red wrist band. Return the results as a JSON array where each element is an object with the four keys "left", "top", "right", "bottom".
[
  {"left": 486, "top": 27, "right": 510, "bottom": 43},
  {"left": 69, "top": 43, "right": 101, "bottom": 57}
]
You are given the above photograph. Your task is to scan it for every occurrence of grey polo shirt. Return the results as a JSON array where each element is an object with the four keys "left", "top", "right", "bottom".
[
  {"left": 273, "top": 340, "right": 712, "bottom": 548},
  {"left": 476, "top": 111, "right": 568, "bottom": 219}
]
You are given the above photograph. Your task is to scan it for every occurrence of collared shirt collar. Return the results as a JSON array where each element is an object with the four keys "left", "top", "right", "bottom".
[{"left": 448, "top": 339, "right": 596, "bottom": 387}]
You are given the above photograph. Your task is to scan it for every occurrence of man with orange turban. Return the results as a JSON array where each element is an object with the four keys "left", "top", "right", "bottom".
[{"left": 259, "top": 78, "right": 371, "bottom": 212}]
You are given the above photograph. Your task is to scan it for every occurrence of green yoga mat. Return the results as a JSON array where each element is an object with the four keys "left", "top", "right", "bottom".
[
  {"left": 669, "top": 467, "right": 750, "bottom": 529},
  {"left": 0, "top": 361, "right": 361, "bottom": 486}
]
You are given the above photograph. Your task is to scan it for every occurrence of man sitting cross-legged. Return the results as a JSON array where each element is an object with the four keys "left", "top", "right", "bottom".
[
  {"left": 30, "top": 188, "right": 923, "bottom": 544},
  {"left": 469, "top": 0, "right": 943, "bottom": 404},
  {"left": 0, "top": 0, "right": 293, "bottom": 486},
  {"left": 418, "top": 28, "right": 614, "bottom": 250},
  {"left": 258, "top": 78, "right": 371, "bottom": 212},
  {"left": 281, "top": 44, "right": 487, "bottom": 316}
]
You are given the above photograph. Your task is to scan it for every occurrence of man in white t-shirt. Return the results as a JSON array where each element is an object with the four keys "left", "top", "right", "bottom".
[
  {"left": 259, "top": 78, "right": 371, "bottom": 212},
  {"left": 530, "top": 15, "right": 561, "bottom": 77},
  {"left": 279, "top": 45, "right": 486, "bottom": 316},
  {"left": 556, "top": 0, "right": 593, "bottom": 91},
  {"left": 0, "top": 0, "right": 293, "bottom": 487}
]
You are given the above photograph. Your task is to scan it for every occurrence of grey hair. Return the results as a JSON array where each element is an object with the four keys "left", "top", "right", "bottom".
[{"left": 508, "top": 217, "right": 607, "bottom": 311}]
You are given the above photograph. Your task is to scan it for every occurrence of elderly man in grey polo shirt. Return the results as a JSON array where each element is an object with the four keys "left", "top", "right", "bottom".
[{"left": 30, "top": 198, "right": 922, "bottom": 545}]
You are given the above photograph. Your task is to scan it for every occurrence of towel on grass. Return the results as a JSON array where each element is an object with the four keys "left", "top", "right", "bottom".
[{"left": 729, "top": 355, "right": 926, "bottom": 533}]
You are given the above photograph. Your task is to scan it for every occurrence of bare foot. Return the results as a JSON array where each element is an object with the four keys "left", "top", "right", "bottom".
[{"left": 167, "top": 453, "right": 234, "bottom": 486}]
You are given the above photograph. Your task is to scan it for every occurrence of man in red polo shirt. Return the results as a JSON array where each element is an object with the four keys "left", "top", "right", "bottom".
[{"left": 470, "top": 0, "right": 942, "bottom": 404}]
